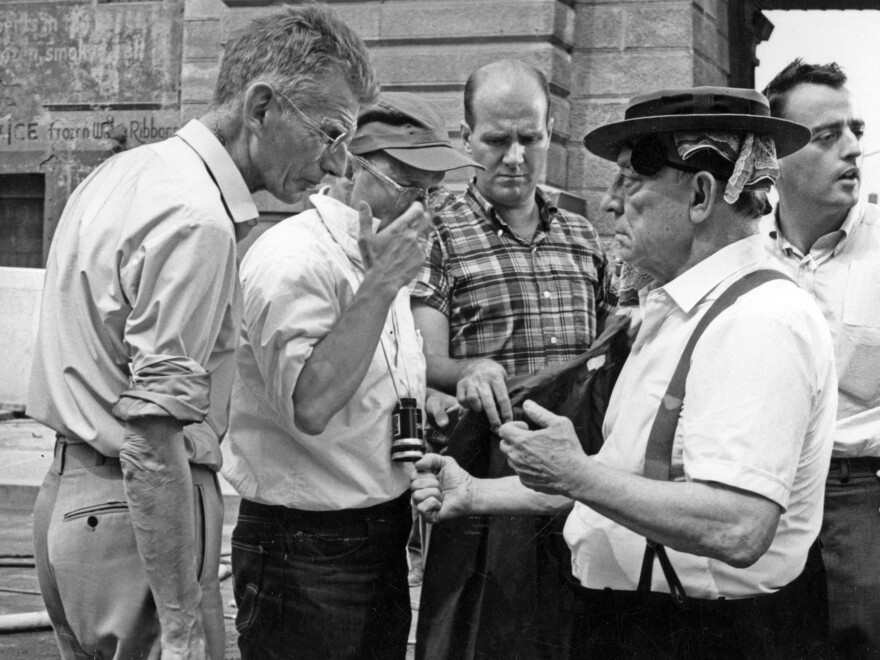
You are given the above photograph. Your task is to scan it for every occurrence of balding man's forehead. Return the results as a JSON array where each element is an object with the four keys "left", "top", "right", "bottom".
[{"left": 470, "top": 82, "right": 549, "bottom": 127}]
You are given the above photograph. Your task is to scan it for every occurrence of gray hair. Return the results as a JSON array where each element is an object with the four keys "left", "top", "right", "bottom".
[{"left": 213, "top": 4, "right": 379, "bottom": 111}]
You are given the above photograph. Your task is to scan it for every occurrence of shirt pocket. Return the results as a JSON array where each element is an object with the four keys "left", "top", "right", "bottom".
[{"left": 839, "top": 261, "right": 880, "bottom": 405}]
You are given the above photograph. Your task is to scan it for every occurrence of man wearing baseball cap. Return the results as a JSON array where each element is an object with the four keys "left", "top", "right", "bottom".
[
  {"left": 412, "top": 87, "right": 837, "bottom": 657},
  {"left": 221, "top": 92, "right": 480, "bottom": 659}
]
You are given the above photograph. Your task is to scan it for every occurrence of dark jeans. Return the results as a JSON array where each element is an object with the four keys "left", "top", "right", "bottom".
[
  {"left": 572, "top": 541, "right": 829, "bottom": 659},
  {"left": 232, "top": 492, "right": 412, "bottom": 660},
  {"left": 821, "top": 457, "right": 880, "bottom": 659}
]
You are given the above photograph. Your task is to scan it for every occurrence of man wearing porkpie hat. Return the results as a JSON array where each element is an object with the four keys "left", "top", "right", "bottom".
[
  {"left": 221, "top": 92, "right": 481, "bottom": 659},
  {"left": 412, "top": 86, "right": 838, "bottom": 657}
]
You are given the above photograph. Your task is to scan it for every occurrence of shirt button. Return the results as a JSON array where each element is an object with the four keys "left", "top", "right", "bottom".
[
  {"left": 543, "top": 291, "right": 551, "bottom": 299},
  {"left": 550, "top": 336, "right": 558, "bottom": 344}
]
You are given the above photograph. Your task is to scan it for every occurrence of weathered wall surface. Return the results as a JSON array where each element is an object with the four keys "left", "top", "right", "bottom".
[{"left": 0, "top": 0, "right": 183, "bottom": 260}]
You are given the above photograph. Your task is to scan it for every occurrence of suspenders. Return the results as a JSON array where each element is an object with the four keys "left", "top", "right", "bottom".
[{"left": 637, "top": 269, "right": 793, "bottom": 607}]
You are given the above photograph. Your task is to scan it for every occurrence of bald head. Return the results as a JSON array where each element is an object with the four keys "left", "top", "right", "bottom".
[{"left": 464, "top": 60, "right": 551, "bottom": 129}]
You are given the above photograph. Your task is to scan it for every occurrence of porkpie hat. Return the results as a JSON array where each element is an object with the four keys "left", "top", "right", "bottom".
[
  {"left": 350, "top": 92, "right": 483, "bottom": 172},
  {"left": 583, "top": 86, "right": 810, "bottom": 161}
]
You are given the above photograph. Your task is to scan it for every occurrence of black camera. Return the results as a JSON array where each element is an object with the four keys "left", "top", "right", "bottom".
[{"left": 391, "top": 398, "right": 424, "bottom": 462}]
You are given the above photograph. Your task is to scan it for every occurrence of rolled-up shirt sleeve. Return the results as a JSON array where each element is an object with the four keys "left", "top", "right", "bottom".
[
  {"left": 241, "top": 245, "right": 339, "bottom": 432},
  {"left": 112, "top": 213, "right": 237, "bottom": 423}
]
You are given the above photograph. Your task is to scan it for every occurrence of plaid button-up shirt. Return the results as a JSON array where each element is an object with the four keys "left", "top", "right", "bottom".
[{"left": 412, "top": 181, "right": 616, "bottom": 378}]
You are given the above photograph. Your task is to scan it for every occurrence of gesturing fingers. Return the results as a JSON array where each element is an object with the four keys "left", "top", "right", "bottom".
[{"left": 520, "top": 400, "right": 559, "bottom": 428}]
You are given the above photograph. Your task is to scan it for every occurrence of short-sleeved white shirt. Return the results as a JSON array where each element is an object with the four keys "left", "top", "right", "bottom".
[
  {"left": 222, "top": 194, "right": 426, "bottom": 511},
  {"left": 564, "top": 235, "right": 837, "bottom": 599}
]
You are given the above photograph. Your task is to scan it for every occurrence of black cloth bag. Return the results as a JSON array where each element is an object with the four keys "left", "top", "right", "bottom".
[{"left": 416, "top": 314, "right": 630, "bottom": 660}]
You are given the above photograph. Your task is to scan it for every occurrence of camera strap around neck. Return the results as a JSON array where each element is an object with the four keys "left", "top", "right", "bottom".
[
  {"left": 323, "top": 208, "right": 415, "bottom": 402},
  {"left": 638, "top": 268, "right": 792, "bottom": 608}
]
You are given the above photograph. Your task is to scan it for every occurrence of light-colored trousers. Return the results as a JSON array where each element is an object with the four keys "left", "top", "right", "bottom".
[{"left": 33, "top": 439, "right": 225, "bottom": 660}]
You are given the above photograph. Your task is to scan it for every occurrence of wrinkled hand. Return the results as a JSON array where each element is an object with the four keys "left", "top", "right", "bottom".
[
  {"left": 425, "top": 389, "right": 463, "bottom": 436},
  {"left": 498, "top": 400, "right": 589, "bottom": 496},
  {"left": 456, "top": 358, "right": 511, "bottom": 430},
  {"left": 357, "top": 201, "right": 429, "bottom": 292},
  {"left": 410, "top": 454, "right": 474, "bottom": 524}
]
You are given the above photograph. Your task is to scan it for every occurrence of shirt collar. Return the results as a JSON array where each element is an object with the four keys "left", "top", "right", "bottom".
[
  {"left": 661, "top": 234, "right": 768, "bottom": 314},
  {"left": 176, "top": 120, "right": 259, "bottom": 225},
  {"left": 765, "top": 202, "right": 863, "bottom": 258},
  {"left": 466, "top": 178, "right": 557, "bottom": 231},
  {"left": 311, "top": 193, "right": 382, "bottom": 271}
]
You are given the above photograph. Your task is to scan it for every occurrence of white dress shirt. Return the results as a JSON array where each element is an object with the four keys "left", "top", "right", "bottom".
[
  {"left": 28, "top": 120, "right": 258, "bottom": 468},
  {"left": 762, "top": 202, "right": 880, "bottom": 458}
]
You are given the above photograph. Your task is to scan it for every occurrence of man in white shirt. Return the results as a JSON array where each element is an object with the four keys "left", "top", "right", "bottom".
[
  {"left": 413, "top": 87, "right": 838, "bottom": 658},
  {"left": 28, "top": 6, "right": 378, "bottom": 658},
  {"left": 763, "top": 59, "right": 880, "bottom": 659},
  {"left": 222, "top": 92, "right": 480, "bottom": 659}
]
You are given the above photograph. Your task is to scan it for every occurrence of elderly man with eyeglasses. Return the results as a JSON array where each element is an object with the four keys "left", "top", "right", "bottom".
[
  {"left": 221, "top": 92, "right": 481, "bottom": 659},
  {"left": 28, "top": 6, "right": 379, "bottom": 659}
]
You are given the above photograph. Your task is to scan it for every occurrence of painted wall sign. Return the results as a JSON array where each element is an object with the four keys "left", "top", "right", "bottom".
[
  {"left": 0, "top": 1, "right": 180, "bottom": 106},
  {"left": 0, "top": 110, "right": 181, "bottom": 151}
]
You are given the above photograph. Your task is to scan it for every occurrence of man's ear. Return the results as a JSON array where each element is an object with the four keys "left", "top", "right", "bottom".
[
  {"left": 242, "top": 82, "right": 275, "bottom": 136},
  {"left": 460, "top": 120, "right": 473, "bottom": 153},
  {"left": 689, "top": 171, "right": 718, "bottom": 225},
  {"left": 546, "top": 116, "right": 554, "bottom": 141}
]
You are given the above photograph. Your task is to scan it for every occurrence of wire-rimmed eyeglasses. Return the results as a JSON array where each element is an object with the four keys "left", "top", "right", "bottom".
[
  {"left": 349, "top": 153, "right": 432, "bottom": 209},
  {"left": 272, "top": 87, "right": 353, "bottom": 155}
]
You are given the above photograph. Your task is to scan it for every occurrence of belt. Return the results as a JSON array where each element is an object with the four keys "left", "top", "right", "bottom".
[
  {"left": 239, "top": 489, "right": 411, "bottom": 524},
  {"left": 828, "top": 456, "right": 880, "bottom": 483},
  {"left": 54, "top": 436, "right": 119, "bottom": 472}
]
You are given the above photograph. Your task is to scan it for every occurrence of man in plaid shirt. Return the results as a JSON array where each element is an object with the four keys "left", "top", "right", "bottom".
[{"left": 411, "top": 59, "right": 616, "bottom": 660}]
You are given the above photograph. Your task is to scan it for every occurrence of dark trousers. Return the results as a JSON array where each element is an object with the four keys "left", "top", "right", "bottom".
[
  {"left": 821, "top": 457, "right": 880, "bottom": 659},
  {"left": 232, "top": 492, "right": 412, "bottom": 660},
  {"left": 572, "top": 542, "right": 829, "bottom": 659}
]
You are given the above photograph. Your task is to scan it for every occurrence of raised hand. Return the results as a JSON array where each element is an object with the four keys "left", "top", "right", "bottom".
[{"left": 357, "top": 201, "right": 429, "bottom": 292}]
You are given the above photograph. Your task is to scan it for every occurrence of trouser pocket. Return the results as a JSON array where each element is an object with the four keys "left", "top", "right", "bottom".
[{"left": 231, "top": 538, "right": 268, "bottom": 636}]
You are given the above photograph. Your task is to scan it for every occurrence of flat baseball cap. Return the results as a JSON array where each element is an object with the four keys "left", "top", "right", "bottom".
[{"left": 350, "top": 92, "right": 483, "bottom": 172}]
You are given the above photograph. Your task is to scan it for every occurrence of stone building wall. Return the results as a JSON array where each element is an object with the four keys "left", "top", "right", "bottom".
[
  {"left": 0, "top": 0, "right": 184, "bottom": 264},
  {"left": 570, "top": 0, "right": 732, "bottom": 232},
  {"left": 0, "top": 0, "right": 743, "bottom": 266}
]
